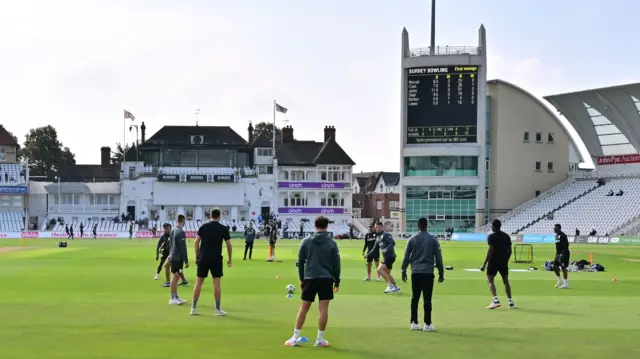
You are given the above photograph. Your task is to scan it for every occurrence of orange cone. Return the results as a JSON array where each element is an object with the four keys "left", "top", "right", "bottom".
[
  {"left": 612, "top": 277, "right": 617, "bottom": 283},
  {"left": 589, "top": 252, "right": 593, "bottom": 264}
]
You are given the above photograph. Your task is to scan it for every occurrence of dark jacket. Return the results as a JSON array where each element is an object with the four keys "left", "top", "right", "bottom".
[{"left": 297, "top": 231, "right": 341, "bottom": 286}]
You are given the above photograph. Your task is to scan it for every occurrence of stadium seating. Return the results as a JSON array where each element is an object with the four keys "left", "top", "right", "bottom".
[
  {"left": 491, "top": 175, "right": 640, "bottom": 235},
  {"left": 0, "top": 211, "right": 24, "bottom": 232},
  {"left": 0, "top": 163, "right": 26, "bottom": 185},
  {"left": 524, "top": 177, "right": 640, "bottom": 235},
  {"left": 126, "top": 165, "right": 256, "bottom": 177}
]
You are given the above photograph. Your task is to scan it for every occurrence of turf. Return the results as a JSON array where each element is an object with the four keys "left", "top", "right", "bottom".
[{"left": 1, "top": 238, "right": 639, "bottom": 359}]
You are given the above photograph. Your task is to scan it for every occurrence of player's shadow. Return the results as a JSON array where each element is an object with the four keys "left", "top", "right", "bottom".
[
  {"left": 309, "top": 346, "right": 406, "bottom": 359},
  {"left": 517, "top": 307, "right": 578, "bottom": 316}
]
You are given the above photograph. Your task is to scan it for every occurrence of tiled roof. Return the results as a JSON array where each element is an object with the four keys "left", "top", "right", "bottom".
[
  {"left": 379, "top": 172, "right": 400, "bottom": 186},
  {"left": 0, "top": 125, "right": 19, "bottom": 146},
  {"left": 141, "top": 126, "right": 247, "bottom": 147},
  {"left": 275, "top": 138, "right": 355, "bottom": 166}
]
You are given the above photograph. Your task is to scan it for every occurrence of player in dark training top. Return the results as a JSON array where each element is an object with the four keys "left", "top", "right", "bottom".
[
  {"left": 553, "top": 223, "right": 570, "bottom": 289},
  {"left": 480, "top": 219, "right": 516, "bottom": 309},
  {"left": 362, "top": 225, "right": 381, "bottom": 281},
  {"left": 154, "top": 223, "right": 172, "bottom": 282},
  {"left": 191, "top": 208, "right": 232, "bottom": 316}
]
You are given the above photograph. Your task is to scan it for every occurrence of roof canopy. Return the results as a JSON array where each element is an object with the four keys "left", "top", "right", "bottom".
[{"left": 545, "top": 83, "right": 640, "bottom": 157}]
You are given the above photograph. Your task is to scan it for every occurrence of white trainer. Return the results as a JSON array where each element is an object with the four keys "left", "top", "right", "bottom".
[
  {"left": 423, "top": 324, "right": 436, "bottom": 332},
  {"left": 487, "top": 302, "right": 501, "bottom": 309},
  {"left": 285, "top": 337, "right": 301, "bottom": 346},
  {"left": 314, "top": 338, "right": 329, "bottom": 347},
  {"left": 376, "top": 277, "right": 381, "bottom": 282},
  {"left": 154, "top": 274, "right": 159, "bottom": 280},
  {"left": 383, "top": 286, "right": 394, "bottom": 293},
  {"left": 392, "top": 286, "right": 401, "bottom": 292},
  {"left": 177, "top": 298, "right": 187, "bottom": 304},
  {"left": 410, "top": 323, "right": 421, "bottom": 330},
  {"left": 169, "top": 298, "right": 180, "bottom": 305},
  {"left": 363, "top": 277, "right": 370, "bottom": 281},
  {"left": 190, "top": 307, "right": 197, "bottom": 315},
  {"left": 559, "top": 283, "right": 569, "bottom": 289},
  {"left": 215, "top": 309, "right": 228, "bottom": 316}
]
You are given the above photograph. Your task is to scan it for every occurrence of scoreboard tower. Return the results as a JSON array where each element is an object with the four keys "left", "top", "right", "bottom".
[{"left": 399, "top": 25, "right": 488, "bottom": 234}]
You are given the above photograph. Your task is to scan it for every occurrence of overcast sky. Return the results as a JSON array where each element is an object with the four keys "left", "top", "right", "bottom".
[{"left": 2, "top": 0, "right": 639, "bottom": 172}]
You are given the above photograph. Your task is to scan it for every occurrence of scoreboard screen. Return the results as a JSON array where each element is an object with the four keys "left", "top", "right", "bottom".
[{"left": 406, "top": 65, "right": 479, "bottom": 144}]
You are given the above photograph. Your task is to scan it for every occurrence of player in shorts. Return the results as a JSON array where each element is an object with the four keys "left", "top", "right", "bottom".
[
  {"left": 553, "top": 223, "right": 570, "bottom": 289},
  {"left": 285, "top": 216, "right": 341, "bottom": 347},
  {"left": 154, "top": 223, "right": 172, "bottom": 281},
  {"left": 362, "top": 225, "right": 381, "bottom": 281},
  {"left": 480, "top": 219, "right": 516, "bottom": 309},
  {"left": 364, "top": 221, "right": 399, "bottom": 293},
  {"left": 191, "top": 208, "right": 232, "bottom": 316},
  {"left": 168, "top": 215, "right": 189, "bottom": 305}
]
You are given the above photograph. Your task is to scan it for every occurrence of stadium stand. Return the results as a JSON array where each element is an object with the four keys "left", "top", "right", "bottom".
[
  {"left": 0, "top": 163, "right": 26, "bottom": 185},
  {"left": 487, "top": 175, "right": 640, "bottom": 235},
  {"left": 0, "top": 210, "right": 24, "bottom": 232},
  {"left": 524, "top": 176, "right": 640, "bottom": 235}
]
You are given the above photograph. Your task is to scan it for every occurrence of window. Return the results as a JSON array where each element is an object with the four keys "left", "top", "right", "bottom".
[
  {"left": 547, "top": 162, "right": 554, "bottom": 172},
  {"left": 535, "top": 190, "right": 541, "bottom": 197},
  {"left": 379, "top": 184, "right": 384, "bottom": 192},
  {"left": 404, "top": 156, "right": 479, "bottom": 177},
  {"left": 258, "top": 166, "right": 274, "bottom": 175},
  {"left": 523, "top": 132, "right": 530, "bottom": 142},
  {"left": 128, "top": 166, "right": 135, "bottom": 179},
  {"left": 535, "top": 161, "right": 541, "bottom": 171},
  {"left": 185, "top": 208, "right": 194, "bottom": 220},
  {"left": 257, "top": 148, "right": 273, "bottom": 157},
  {"left": 535, "top": 132, "right": 542, "bottom": 142},
  {"left": 485, "top": 190, "right": 489, "bottom": 199},
  {"left": 547, "top": 133, "right": 555, "bottom": 143},
  {"left": 485, "top": 159, "right": 490, "bottom": 171},
  {"left": 376, "top": 200, "right": 382, "bottom": 210}
]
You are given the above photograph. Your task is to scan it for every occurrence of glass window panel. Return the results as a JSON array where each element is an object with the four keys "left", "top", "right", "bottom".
[
  {"left": 594, "top": 125, "right": 621, "bottom": 136},
  {"left": 599, "top": 134, "right": 630, "bottom": 146}
]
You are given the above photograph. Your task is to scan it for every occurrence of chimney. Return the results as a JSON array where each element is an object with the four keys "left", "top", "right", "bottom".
[
  {"left": 140, "top": 121, "right": 146, "bottom": 143},
  {"left": 100, "top": 146, "right": 111, "bottom": 167},
  {"left": 324, "top": 125, "right": 336, "bottom": 142},
  {"left": 248, "top": 122, "right": 254, "bottom": 143},
  {"left": 282, "top": 125, "right": 294, "bottom": 143}
]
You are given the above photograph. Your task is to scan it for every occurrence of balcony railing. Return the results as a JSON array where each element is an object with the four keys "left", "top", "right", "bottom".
[
  {"left": 48, "top": 204, "right": 120, "bottom": 213},
  {"left": 409, "top": 46, "right": 481, "bottom": 57}
]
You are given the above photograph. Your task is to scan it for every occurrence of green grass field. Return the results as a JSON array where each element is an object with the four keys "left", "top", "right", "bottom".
[{"left": 1, "top": 238, "right": 640, "bottom": 359}]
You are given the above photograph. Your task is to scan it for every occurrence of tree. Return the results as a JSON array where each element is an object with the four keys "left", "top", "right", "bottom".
[
  {"left": 7, "top": 131, "right": 22, "bottom": 161},
  {"left": 253, "top": 122, "right": 282, "bottom": 142},
  {"left": 21, "top": 125, "right": 76, "bottom": 177},
  {"left": 111, "top": 142, "right": 131, "bottom": 164}
]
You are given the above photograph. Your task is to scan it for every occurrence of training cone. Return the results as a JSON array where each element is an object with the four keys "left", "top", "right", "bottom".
[
  {"left": 286, "top": 294, "right": 293, "bottom": 298},
  {"left": 612, "top": 277, "right": 617, "bottom": 282},
  {"left": 299, "top": 336, "right": 310, "bottom": 343}
]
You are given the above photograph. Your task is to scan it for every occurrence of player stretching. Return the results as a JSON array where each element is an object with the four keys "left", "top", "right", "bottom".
[
  {"left": 480, "top": 219, "right": 516, "bottom": 309},
  {"left": 553, "top": 223, "right": 570, "bottom": 289},
  {"left": 285, "top": 216, "right": 340, "bottom": 347},
  {"left": 154, "top": 223, "right": 171, "bottom": 281},
  {"left": 168, "top": 215, "right": 189, "bottom": 305},
  {"left": 364, "top": 221, "right": 399, "bottom": 293},
  {"left": 190, "top": 208, "right": 232, "bottom": 316},
  {"left": 362, "top": 225, "right": 381, "bottom": 281}
]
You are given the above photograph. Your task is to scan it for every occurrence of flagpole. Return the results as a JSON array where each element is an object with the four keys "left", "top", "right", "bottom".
[
  {"left": 123, "top": 113, "right": 126, "bottom": 154},
  {"left": 272, "top": 100, "right": 276, "bottom": 149}
]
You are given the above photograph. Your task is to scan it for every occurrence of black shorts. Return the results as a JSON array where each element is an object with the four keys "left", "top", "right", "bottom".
[
  {"left": 301, "top": 278, "right": 334, "bottom": 302},
  {"left": 383, "top": 255, "right": 396, "bottom": 270},
  {"left": 366, "top": 250, "right": 380, "bottom": 263},
  {"left": 159, "top": 254, "right": 169, "bottom": 264},
  {"left": 170, "top": 261, "right": 183, "bottom": 274},
  {"left": 554, "top": 253, "right": 570, "bottom": 268},
  {"left": 197, "top": 257, "right": 223, "bottom": 278},
  {"left": 486, "top": 261, "right": 509, "bottom": 277},
  {"left": 269, "top": 240, "right": 276, "bottom": 248}
]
